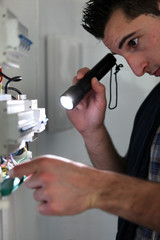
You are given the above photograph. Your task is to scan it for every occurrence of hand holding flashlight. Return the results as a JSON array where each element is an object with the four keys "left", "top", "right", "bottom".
[{"left": 60, "top": 53, "right": 117, "bottom": 110}]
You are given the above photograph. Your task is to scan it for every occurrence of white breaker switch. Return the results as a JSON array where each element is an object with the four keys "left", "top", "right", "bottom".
[
  {"left": 0, "top": 94, "right": 47, "bottom": 155},
  {"left": 0, "top": 8, "right": 32, "bottom": 68}
]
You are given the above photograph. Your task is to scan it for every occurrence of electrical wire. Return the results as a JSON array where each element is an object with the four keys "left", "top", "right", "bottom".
[
  {"left": 26, "top": 142, "right": 29, "bottom": 150},
  {"left": 0, "top": 67, "right": 3, "bottom": 94},
  {"left": 0, "top": 156, "right": 10, "bottom": 177},
  {"left": 0, "top": 71, "right": 22, "bottom": 94},
  {"left": 9, "top": 154, "right": 17, "bottom": 166},
  {"left": 0, "top": 68, "right": 2, "bottom": 83},
  {"left": 17, "top": 147, "right": 28, "bottom": 164},
  {"left": 4, "top": 76, "right": 22, "bottom": 94},
  {"left": 2, "top": 86, "right": 22, "bottom": 95},
  {"left": 0, "top": 148, "right": 28, "bottom": 180}
]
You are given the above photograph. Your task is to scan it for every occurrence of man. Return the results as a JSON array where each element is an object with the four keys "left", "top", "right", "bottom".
[{"left": 9, "top": 0, "right": 160, "bottom": 239}]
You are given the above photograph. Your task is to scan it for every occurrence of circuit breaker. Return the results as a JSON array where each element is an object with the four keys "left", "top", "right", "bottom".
[
  {"left": 0, "top": 95, "right": 47, "bottom": 156},
  {"left": 0, "top": 7, "right": 32, "bottom": 68}
]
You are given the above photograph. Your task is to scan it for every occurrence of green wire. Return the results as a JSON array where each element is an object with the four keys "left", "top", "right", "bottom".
[
  {"left": 0, "top": 176, "right": 26, "bottom": 196},
  {"left": 0, "top": 148, "right": 28, "bottom": 196}
]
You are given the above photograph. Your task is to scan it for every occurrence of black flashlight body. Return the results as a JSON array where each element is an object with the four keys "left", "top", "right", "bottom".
[{"left": 60, "top": 53, "right": 117, "bottom": 109}]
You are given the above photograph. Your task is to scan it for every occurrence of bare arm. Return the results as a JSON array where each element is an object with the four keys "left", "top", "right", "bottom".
[
  {"left": 95, "top": 170, "right": 160, "bottom": 233},
  {"left": 82, "top": 123, "right": 125, "bottom": 172},
  {"left": 9, "top": 156, "right": 160, "bottom": 233},
  {"left": 67, "top": 68, "right": 124, "bottom": 172},
  {"left": 67, "top": 69, "right": 125, "bottom": 173}
]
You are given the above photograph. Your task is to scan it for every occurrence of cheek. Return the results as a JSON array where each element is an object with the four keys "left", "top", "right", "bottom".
[
  {"left": 149, "top": 31, "right": 160, "bottom": 48},
  {"left": 146, "top": 38, "right": 160, "bottom": 62}
]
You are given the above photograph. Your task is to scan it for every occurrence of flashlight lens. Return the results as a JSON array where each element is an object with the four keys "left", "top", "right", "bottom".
[{"left": 60, "top": 96, "right": 73, "bottom": 110}]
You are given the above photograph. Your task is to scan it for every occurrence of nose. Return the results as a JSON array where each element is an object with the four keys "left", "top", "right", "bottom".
[{"left": 124, "top": 54, "right": 149, "bottom": 76}]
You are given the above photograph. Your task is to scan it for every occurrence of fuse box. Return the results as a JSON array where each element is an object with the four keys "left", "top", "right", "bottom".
[{"left": 0, "top": 7, "right": 47, "bottom": 206}]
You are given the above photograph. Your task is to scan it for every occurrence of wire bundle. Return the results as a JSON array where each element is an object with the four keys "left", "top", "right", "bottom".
[
  {"left": 0, "top": 70, "right": 23, "bottom": 97},
  {"left": 0, "top": 147, "right": 29, "bottom": 179}
]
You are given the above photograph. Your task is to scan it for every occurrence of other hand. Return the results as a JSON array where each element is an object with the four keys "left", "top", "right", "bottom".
[
  {"left": 67, "top": 68, "right": 107, "bottom": 137},
  {"left": 8, "top": 155, "right": 101, "bottom": 216}
]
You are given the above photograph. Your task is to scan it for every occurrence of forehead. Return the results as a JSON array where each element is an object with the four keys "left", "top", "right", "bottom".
[{"left": 103, "top": 8, "right": 160, "bottom": 52}]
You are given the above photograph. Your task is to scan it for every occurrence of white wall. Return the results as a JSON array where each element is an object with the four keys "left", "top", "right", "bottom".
[{"left": 0, "top": 0, "right": 159, "bottom": 240}]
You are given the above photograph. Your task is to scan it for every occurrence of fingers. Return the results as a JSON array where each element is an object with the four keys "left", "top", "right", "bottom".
[
  {"left": 33, "top": 188, "right": 53, "bottom": 215},
  {"left": 9, "top": 154, "right": 73, "bottom": 180},
  {"left": 77, "top": 67, "right": 90, "bottom": 79},
  {"left": 38, "top": 201, "right": 53, "bottom": 216},
  {"left": 70, "top": 76, "right": 106, "bottom": 112},
  {"left": 8, "top": 161, "right": 37, "bottom": 178},
  {"left": 74, "top": 67, "right": 106, "bottom": 100},
  {"left": 9, "top": 155, "right": 54, "bottom": 178},
  {"left": 33, "top": 187, "right": 47, "bottom": 202},
  {"left": 25, "top": 174, "right": 42, "bottom": 189},
  {"left": 73, "top": 67, "right": 90, "bottom": 85},
  {"left": 92, "top": 77, "right": 106, "bottom": 96},
  {"left": 91, "top": 77, "right": 107, "bottom": 107}
]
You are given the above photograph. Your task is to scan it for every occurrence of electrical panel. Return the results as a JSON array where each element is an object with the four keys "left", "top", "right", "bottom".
[{"left": 0, "top": 7, "right": 47, "bottom": 210}]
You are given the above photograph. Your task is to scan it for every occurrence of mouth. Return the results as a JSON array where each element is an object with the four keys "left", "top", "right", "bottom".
[{"left": 152, "top": 67, "right": 160, "bottom": 77}]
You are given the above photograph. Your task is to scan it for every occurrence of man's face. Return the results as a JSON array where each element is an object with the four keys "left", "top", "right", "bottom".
[{"left": 103, "top": 8, "right": 160, "bottom": 77}]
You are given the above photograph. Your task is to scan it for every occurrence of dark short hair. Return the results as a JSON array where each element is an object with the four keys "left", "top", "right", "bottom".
[{"left": 82, "top": 0, "right": 160, "bottom": 39}]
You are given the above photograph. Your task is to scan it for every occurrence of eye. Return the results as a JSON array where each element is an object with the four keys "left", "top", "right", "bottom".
[{"left": 128, "top": 38, "right": 138, "bottom": 48}]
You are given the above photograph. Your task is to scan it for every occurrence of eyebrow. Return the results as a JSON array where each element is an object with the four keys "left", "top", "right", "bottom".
[{"left": 118, "top": 32, "right": 137, "bottom": 49}]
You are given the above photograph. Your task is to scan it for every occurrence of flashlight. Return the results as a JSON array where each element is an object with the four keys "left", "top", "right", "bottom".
[{"left": 60, "top": 53, "right": 117, "bottom": 110}]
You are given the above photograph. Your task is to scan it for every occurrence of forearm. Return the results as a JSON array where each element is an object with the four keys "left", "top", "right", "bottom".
[
  {"left": 9, "top": 154, "right": 160, "bottom": 232},
  {"left": 82, "top": 124, "right": 125, "bottom": 173},
  {"left": 93, "top": 170, "right": 160, "bottom": 233}
]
